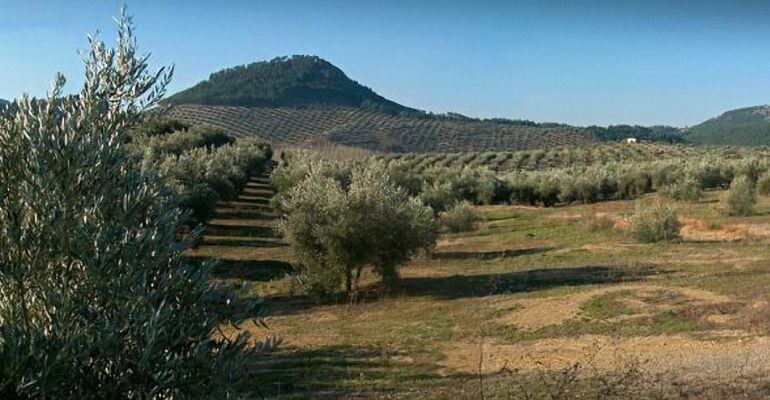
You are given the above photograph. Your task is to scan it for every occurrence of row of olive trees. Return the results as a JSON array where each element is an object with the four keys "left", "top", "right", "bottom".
[
  {"left": 148, "top": 138, "right": 271, "bottom": 222},
  {"left": 380, "top": 144, "right": 770, "bottom": 174},
  {"left": 381, "top": 156, "right": 770, "bottom": 209},
  {"left": 129, "top": 122, "right": 235, "bottom": 156},
  {"left": 0, "top": 10, "right": 268, "bottom": 398}
]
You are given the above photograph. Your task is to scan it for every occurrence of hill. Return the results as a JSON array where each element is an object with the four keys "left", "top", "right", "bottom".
[
  {"left": 164, "top": 104, "right": 591, "bottom": 153},
  {"left": 0, "top": 99, "right": 8, "bottom": 107},
  {"left": 686, "top": 105, "right": 770, "bottom": 146},
  {"left": 164, "top": 56, "right": 689, "bottom": 153},
  {"left": 165, "top": 55, "right": 416, "bottom": 115},
  {"left": 164, "top": 56, "right": 594, "bottom": 153}
]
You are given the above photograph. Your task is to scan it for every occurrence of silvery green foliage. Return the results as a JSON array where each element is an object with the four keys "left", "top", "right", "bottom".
[
  {"left": 756, "top": 171, "right": 770, "bottom": 196},
  {"left": 439, "top": 201, "right": 480, "bottom": 233},
  {"left": 628, "top": 200, "right": 680, "bottom": 243},
  {"left": 129, "top": 124, "right": 235, "bottom": 156},
  {"left": 660, "top": 173, "right": 703, "bottom": 202},
  {"left": 155, "top": 138, "right": 271, "bottom": 222},
  {"left": 277, "top": 161, "right": 437, "bottom": 298},
  {"left": 724, "top": 175, "right": 756, "bottom": 216},
  {"left": 269, "top": 151, "right": 351, "bottom": 213},
  {"left": 0, "top": 10, "right": 259, "bottom": 398}
]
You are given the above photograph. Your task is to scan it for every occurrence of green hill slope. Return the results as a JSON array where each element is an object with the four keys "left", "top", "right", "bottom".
[{"left": 686, "top": 106, "right": 770, "bottom": 146}]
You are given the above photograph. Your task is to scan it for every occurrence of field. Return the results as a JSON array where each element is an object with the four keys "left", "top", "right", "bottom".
[
  {"left": 186, "top": 150, "right": 770, "bottom": 399},
  {"left": 165, "top": 104, "right": 591, "bottom": 153}
]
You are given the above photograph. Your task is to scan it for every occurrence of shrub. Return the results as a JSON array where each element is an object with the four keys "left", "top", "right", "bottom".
[
  {"left": 0, "top": 11, "right": 265, "bottom": 398},
  {"left": 627, "top": 200, "right": 680, "bottom": 242},
  {"left": 536, "top": 174, "right": 561, "bottom": 206},
  {"left": 724, "top": 175, "right": 756, "bottom": 216},
  {"left": 506, "top": 173, "right": 538, "bottom": 205},
  {"left": 756, "top": 171, "right": 770, "bottom": 196},
  {"left": 660, "top": 174, "right": 702, "bottom": 202},
  {"left": 440, "top": 201, "right": 481, "bottom": 232}
]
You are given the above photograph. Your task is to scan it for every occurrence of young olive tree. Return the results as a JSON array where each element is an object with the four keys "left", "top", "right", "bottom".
[
  {"left": 724, "top": 175, "right": 756, "bottom": 216},
  {"left": 0, "top": 10, "right": 264, "bottom": 398},
  {"left": 277, "top": 162, "right": 437, "bottom": 298}
]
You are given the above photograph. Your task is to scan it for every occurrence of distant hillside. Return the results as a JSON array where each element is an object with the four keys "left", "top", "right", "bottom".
[
  {"left": 165, "top": 104, "right": 591, "bottom": 153},
  {"left": 165, "top": 55, "right": 416, "bottom": 115},
  {"left": 163, "top": 55, "right": 596, "bottom": 152},
  {"left": 164, "top": 56, "right": 687, "bottom": 153},
  {"left": 686, "top": 106, "right": 770, "bottom": 146},
  {"left": 0, "top": 99, "right": 8, "bottom": 107}
]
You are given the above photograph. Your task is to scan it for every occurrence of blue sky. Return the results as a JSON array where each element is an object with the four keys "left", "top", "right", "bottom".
[{"left": 2, "top": 0, "right": 770, "bottom": 126}]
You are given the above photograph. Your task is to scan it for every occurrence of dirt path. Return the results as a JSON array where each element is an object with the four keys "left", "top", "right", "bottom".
[{"left": 185, "top": 172, "right": 291, "bottom": 266}]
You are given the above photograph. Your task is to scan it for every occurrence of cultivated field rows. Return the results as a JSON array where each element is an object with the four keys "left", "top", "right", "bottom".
[{"left": 166, "top": 104, "right": 592, "bottom": 153}]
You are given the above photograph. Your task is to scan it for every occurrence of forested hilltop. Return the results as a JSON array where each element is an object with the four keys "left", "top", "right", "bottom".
[
  {"left": 686, "top": 105, "right": 770, "bottom": 146},
  {"left": 164, "top": 55, "right": 417, "bottom": 115}
]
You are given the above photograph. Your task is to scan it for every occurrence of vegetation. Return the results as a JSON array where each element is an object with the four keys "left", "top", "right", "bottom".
[
  {"left": 151, "top": 138, "right": 271, "bottom": 222},
  {"left": 659, "top": 174, "right": 702, "bottom": 201},
  {"left": 377, "top": 143, "right": 769, "bottom": 173},
  {"left": 165, "top": 55, "right": 416, "bottom": 115},
  {"left": 167, "top": 103, "right": 592, "bottom": 153},
  {"left": 724, "top": 175, "right": 757, "bottom": 216},
  {"left": 276, "top": 161, "right": 436, "bottom": 298},
  {"left": 686, "top": 105, "right": 770, "bottom": 146},
  {"left": 757, "top": 171, "right": 770, "bottom": 195},
  {"left": 0, "top": 11, "right": 267, "bottom": 398},
  {"left": 130, "top": 123, "right": 234, "bottom": 155},
  {"left": 627, "top": 200, "right": 680, "bottom": 242},
  {"left": 440, "top": 201, "right": 481, "bottom": 232},
  {"left": 584, "top": 124, "right": 685, "bottom": 143}
]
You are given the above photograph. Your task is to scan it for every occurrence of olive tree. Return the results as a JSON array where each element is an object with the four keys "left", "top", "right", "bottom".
[
  {"left": 0, "top": 10, "right": 265, "bottom": 398},
  {"left": 277, "top": 162, "right": 437, "bottom": 298},
  {"left": 724, "top": 175, "right": 756, "bottom": 216}
]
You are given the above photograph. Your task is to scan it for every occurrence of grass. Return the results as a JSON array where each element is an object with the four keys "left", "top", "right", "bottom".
[{"left": 193, "top": 179, "right": 770, "bottom": 398}]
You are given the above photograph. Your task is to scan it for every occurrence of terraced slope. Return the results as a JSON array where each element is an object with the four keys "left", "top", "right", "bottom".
[{"left": 166, "top": 104, "right": 592, "bottom": 153}]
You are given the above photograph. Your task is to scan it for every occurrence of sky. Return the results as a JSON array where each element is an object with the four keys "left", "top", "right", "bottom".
[{"left": 2, "top": 1, "right": 770, "bottom": 127}]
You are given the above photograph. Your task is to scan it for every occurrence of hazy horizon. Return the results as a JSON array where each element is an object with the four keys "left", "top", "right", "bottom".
[{"left": 3, "top": 0, "right": 770, "bottom": 127}]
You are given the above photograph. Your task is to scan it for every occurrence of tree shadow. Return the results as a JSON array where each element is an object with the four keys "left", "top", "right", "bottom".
[
  {"left": 431, "top": 246, "right": 554, "bottom": 260},
  {"left": 212, "top": 259, "right": 294, "bottom": 281},
  {"left": 199, "top": 237, "right": 287, "bottom": 247},
  {"left": 264, "top": 263, "right": 663, "bottom": 317},
  {"left": 204, "top": 224, "right": 276, "bottom": 237},
  {"left": 213, "top": 209, "right": 277, "bottom": 220},
  {"left": 396, "top": 264, "right": 659, "bottom": 300}
]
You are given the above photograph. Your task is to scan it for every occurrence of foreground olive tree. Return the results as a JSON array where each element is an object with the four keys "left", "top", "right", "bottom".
[
  {"left": 0, "top": 11, "right": 261, "bottom": 398},
  {"left": 277, "top": 162, "right": 437, "bottom": 299}
]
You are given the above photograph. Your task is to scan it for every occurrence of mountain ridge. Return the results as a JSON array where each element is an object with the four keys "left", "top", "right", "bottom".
[{"left": 686, "top": 105, "right": 770, "bottom": 146}]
